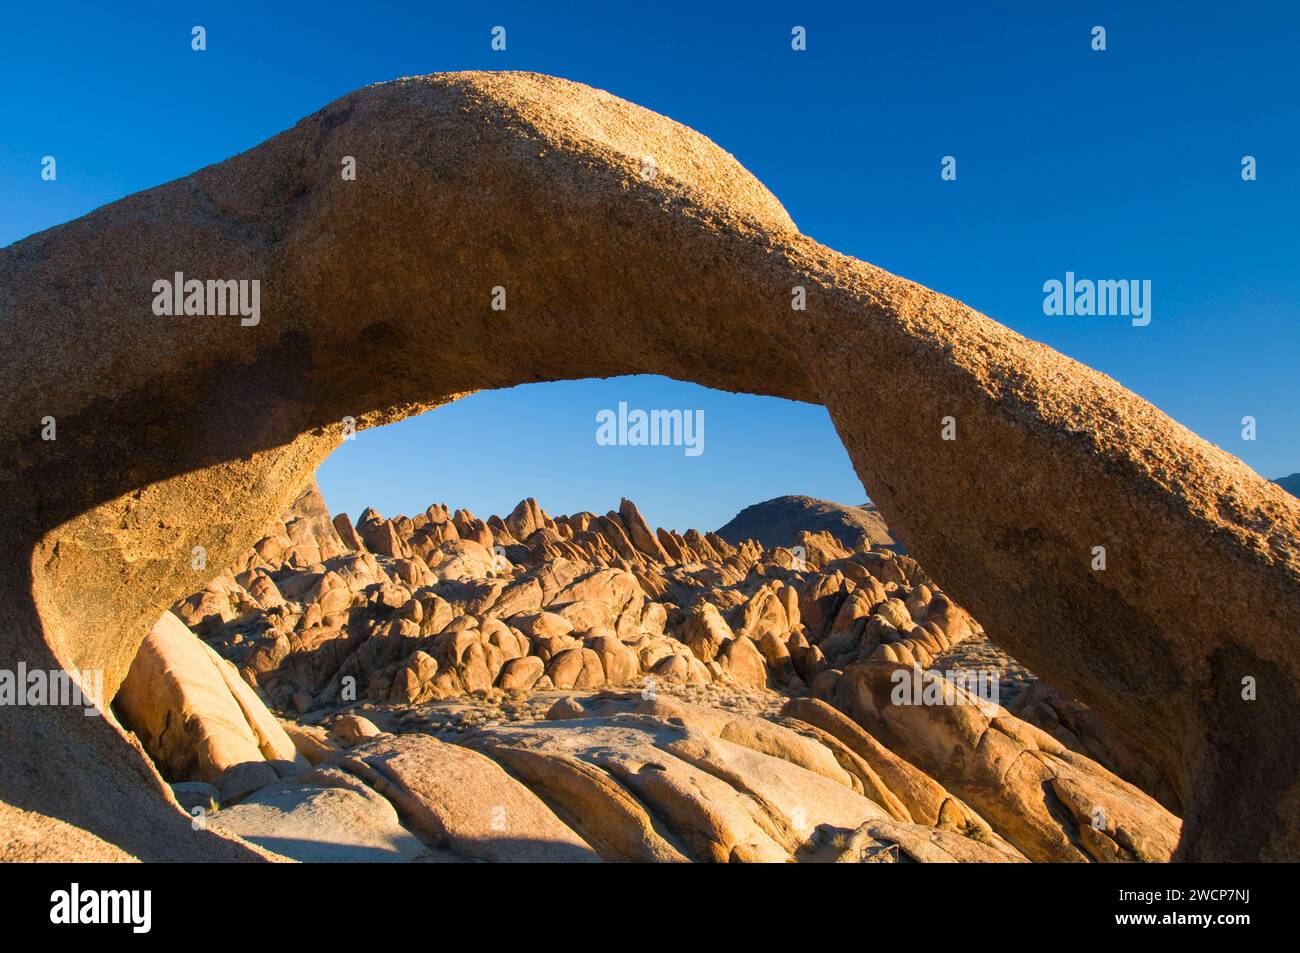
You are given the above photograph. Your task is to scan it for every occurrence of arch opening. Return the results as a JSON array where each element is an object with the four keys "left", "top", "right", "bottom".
[{"left": 132, "top": 378, "right": 1173, "bottom": 864}]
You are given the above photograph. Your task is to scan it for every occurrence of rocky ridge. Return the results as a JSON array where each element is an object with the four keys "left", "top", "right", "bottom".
[
  {"left": 173, "top": 482, "right": 978, "bottom": 711},
  {"left": 1274, "top": 473, "right": 1300, "bottom": 498},
  {"left": 715, "top": 495, "right": 900, "bottom": 552}
]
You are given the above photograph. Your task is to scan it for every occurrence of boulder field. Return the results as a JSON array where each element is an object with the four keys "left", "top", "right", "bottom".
[
  {"left": 107, "top": 486, "right": 1176, "bottom": 863},
  {"left": 1, "top": 71, "right": 1297, "bottom": 860}
]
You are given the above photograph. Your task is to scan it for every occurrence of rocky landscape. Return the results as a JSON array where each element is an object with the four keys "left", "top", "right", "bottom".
[
  {"left": 106, "top": 481, "right": 1182, "bottom": 862},
  {"left": 3, "top": 71, "right": 1296, "bottom": 862}
]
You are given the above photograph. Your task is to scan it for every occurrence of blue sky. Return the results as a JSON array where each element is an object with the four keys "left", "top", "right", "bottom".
[{"left": 3, "top": 2, "right": 1296, "bottom": 531}]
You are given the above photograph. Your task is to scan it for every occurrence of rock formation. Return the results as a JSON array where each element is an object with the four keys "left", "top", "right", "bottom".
[
  {"left": 102, "top": 488, "right": 1178, "bottom": 863},
  {"left": 833, "top": 662, "right": 1180, "bottom": 862},
  {"left": 1, "top": 71, "right": 1297, "bottom": 861},
  {"left": 116, "top": 612, "right": 306, "bottom": 789},
  {"left": 716, "top": 495, "right": 899, "bottom": 552},
  {"left": 1008, "top": 680, "right": 1181, "bottom": 813},
  {"left": 160, "top": 487, "right": 982, "bottom": 711}
]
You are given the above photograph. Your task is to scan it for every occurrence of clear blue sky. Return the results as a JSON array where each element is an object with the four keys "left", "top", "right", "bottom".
[{"left": 3, "top": 2, "right": 1296, "bottom": 531}]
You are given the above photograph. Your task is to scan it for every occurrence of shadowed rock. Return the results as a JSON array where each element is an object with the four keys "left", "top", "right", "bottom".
[
  {"left": 716, "top": 495, "right": 899, "bottom": 552},
  {"left": 1, "top": 71, "right": 1297, "bottom": 860},
  {"left": 210, "top": 774, "right": 435, "bottom": 863},
  {"left": 833, "top": 662, "right": 1181, "bottom": 862}
]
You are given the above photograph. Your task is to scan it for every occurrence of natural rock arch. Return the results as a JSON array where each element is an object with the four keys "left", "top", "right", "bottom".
[{"left": 1, "top": 72, "right": 1296, "bottom": 861}]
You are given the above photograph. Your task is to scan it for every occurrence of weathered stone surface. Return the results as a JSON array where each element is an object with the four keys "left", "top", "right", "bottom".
[
  {"left": 329, "top": 714, "right": 383, "bottom": 747},
  {"left": 483, "top": 744, "right": 690, "bottom": 862},
  {"left": 211, "top": 761, "right": 281, "bottom": 804},
  {"left": 681, "top": 602, "right": 733, "bottom": 663},
  {"left": 834, "top": 662, "right": 1182, "bottom": 863},
  {"left": 115, "top": 612, "right": 305, "bottom": 783},
  {"left": 171, "top": 781, "right": 220, "bottom": 815},
  {"left": 280, "top": 721, "right": 341, "bottom": 765},
  {"left": 211, "top": 775, "right": 434, "bottom": 863},
  {"left": 471, "top": 717, "right": 824, "bottom": 861},
  {"left": 618, "top": 498, "right": 671, "bottom": 563},
  {"left": 497, "top": 655, "right": 546, "bottom": 693},
  {"left": 0, "top": 802, "right": 141, "bottom": 863},
  {"left": 780, "top": 697, "right": 991, "bottom": 835},
  {"left": 466, "top": 694, "right": 1020, "bottom": 862},
  {"left": 1008, "top": 680, "right": 1181, "bottom": 813},
  {"left": 1, "top": 70, "right": 1296, "bottom": 861},
  {"left": 817, "top": 819, "right": 1026, "bottom": 864},
  {"left": 718, "top": 636, "right": 769, "bottom": 690},
  {"left": 336, "top": 734, "right": 598, "bottom": 862}
]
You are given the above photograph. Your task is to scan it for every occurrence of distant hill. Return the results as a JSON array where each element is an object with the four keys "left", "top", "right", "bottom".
[
  {"left": 715, "top": 495, "right": 901, "bottom": 552},
  {"left": 1274, "top": 473, "right": 1300, "bottom": 498}
]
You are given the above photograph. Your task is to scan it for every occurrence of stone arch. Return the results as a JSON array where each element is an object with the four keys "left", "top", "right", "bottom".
[{"left": 1, "top": 71, "right": 1297, "bottom": 861}]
